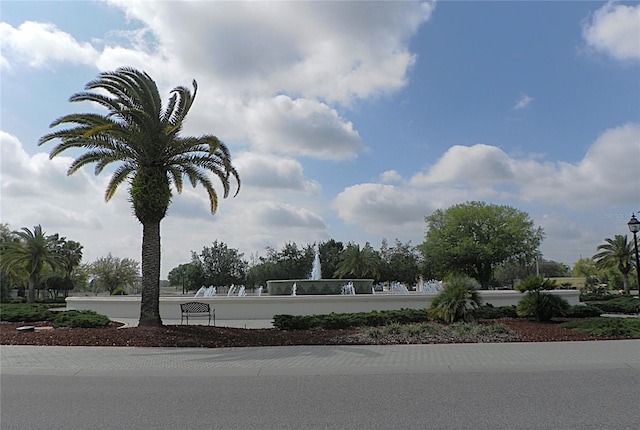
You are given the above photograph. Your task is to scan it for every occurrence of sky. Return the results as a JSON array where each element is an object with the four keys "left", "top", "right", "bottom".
[{"left": 1, "top": 0, "right": 639, "bottom": 279}]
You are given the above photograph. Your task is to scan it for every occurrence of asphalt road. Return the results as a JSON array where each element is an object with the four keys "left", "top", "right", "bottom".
[
  {"left": 2, "top": 369, "right": 639, "bottom": 430},
  {"left": 2, "top": 341, "right": 639, "bottom": 430}
]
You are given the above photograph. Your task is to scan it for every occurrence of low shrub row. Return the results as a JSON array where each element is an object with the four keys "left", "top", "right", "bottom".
[
  {"left": 587, "top": 296, "right": 639, "bottom": 314},
  {"left": 272, "top": 303, "right": 603, "bottom": 330},
  {"left": 560, "top": 317, "right": 640, "bottom": 337},
  {"left": 0, "top": 304, "right": 111, "bottom": 328},
  {"left": 273, "top": 308, "right": 431, "bottom": 330}
]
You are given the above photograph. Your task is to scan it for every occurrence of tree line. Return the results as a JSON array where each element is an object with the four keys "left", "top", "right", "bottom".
[{"left": 0, "top": 223, "right": 140, "bottom": 303}]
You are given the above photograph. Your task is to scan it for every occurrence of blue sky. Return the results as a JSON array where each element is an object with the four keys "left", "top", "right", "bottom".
[{"left": 1, "top": 1, "right": 639, "bottom": 279}]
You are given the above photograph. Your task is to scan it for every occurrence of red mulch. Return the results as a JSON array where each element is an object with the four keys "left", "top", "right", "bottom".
[{"left": 0, "top": 318, "right": 631, "bottom": 348}]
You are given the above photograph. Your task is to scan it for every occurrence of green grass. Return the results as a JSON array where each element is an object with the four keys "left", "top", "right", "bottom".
[{"left": 560, "top": 317, "right": 640, "bottom": 338}]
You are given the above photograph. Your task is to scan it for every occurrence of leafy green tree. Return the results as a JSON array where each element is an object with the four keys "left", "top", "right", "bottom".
[
  {"left": 419, "top": 201, "right": 544, "bottom": 289},
  {"left": 168, "top": 263, "right": 204, "bottom": 293},
  {"left": 0, "top": 225, "right": 67, "bottom": 303},
  {"left": 335, "top": 243, "right": 380, "bottom": 279},
  {"left": 90, "top": 254, "right": 140, "bottom": 295},
  {"left": 191, "top": 241, "right": 248, "bottom": 287},
  {"left": 572, "top": 257, "right": 598, "bottom": 278},
  {"left": 538, "top": 259, "right": 570, "bottom": 278},
  {"left": 593, "top": 235, "right": 634, "bottom": 295},
  {"left": 318, "top": 239, "right": 345, "bottom": 279},
  {"left": 39, "top": 68, "right": 240, "bottom": 326},
  {"left": 378, "top": 239, "right": 419, "bottom": 285}
]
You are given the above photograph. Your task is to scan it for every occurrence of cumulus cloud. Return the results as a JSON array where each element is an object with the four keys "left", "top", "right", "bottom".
[
  {"left": 583, "top": 1, "right": 640, "bottom": 61},
  {"left": 0, "top": 21, "right": 99, "bottom": 70},
  {"left": 333, "top": 123, "right": 640, "bottom": 238},
  {"left": 245, "top": 96, "right": 363, "bottom": 160},
  {"left": 233, "top": 152, "right": 321, "bottom": 193},
  {"left": 106, "top": 0, "right": 434, "bottom": 103}
]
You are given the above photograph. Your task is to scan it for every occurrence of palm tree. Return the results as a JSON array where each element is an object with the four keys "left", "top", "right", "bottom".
[
  {"left": 334, "top": 243, "right": 380, "bottom": 279},
  {"left": 593, "top": 235, "right": 634, "bottom": 295},
  {"left": 0, "top": 225, "right": 67, "bottom": 303},
  {"left": 38, "top": 68, "right": 240, "bottom": 326}
]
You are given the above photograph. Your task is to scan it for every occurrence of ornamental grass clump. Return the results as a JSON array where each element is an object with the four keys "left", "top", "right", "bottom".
[{"left": 429, "top": 276, "right": 482, "bottom": 323}]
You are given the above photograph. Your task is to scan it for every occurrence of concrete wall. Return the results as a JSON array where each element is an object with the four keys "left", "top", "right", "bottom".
[{"left": 66, "top": 290, "right": 580, "bottom": 322}]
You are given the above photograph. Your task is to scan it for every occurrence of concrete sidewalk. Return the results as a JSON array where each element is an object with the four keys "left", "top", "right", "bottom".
[{"left": 2, "top": 340, "right": 639, "bottom": 377}]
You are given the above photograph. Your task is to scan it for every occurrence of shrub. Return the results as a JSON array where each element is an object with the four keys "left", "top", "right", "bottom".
[
  {"left": 589, "top": 296, "right": 639, "bottom": 314},
  {"left": 429, "top": 276, "right": 482, "bottom": 323},
  {"left": 515, "top": 277, "right": 569, "bottom": 322},
  {"left": 111, "top": 288, "right": 128, "bottom": 296},
  {"left": 579, "top": 292, "right": 619, "bottom": 302},
  {"left": 272, "top": 308, "right": 430, "bottom": 330},
  {"left": 560, "top": 318, "right": 640, "bottom": 338},
  {"left": 0, "top": 304, "right": 54, "bottom": 322},
  {"left": 565, "top": 304, "right": 602, "bottom": 318},
  {"left": 52, "top": 310, "right": 111, "bottom": 328},
  {"left": 517, "top": 291, "right": 569, "bottom": 322}
]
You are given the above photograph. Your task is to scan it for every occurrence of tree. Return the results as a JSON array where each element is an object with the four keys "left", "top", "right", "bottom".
[
  {"left": 378, "top": 239, "right": 419, "bottom": 285},
  {"left": 318, "top": 239, "right": 345, "bottom": 280},
  {"left": 191, "top": 241, "right": 248, "bottom": 287},
  {"left": 39, "top": 68, "right": 240, "bottom": 326},
  {"left": 418, "top": 201, "right": 544, "bottom": 289},
  {"left": 0, "top": 225, "right": 67, "bottom": 303},
  {"left": 335, "top": 243, "right": 380, "bottom": 279},
  {"left": 593, "top": 235, "right": 634, "bottom": 295},
  {"left": 90, "top": 254, "right": 140, "bottom": 295},
  {"left": 168, "top": 263, "right": 203, "bottom": 293}
]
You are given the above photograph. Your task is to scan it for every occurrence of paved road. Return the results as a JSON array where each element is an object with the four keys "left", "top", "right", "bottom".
[{"left": 2, "top": 341, "right": 639, "bottom": 429}]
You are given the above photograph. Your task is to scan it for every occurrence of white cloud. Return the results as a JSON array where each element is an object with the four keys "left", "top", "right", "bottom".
[
  {"left": 0, "top": 21, "right": 99, "bottom": 70},
  {"left": 583, "top": 1, "right": 640, "bottom": 61},
  {"left": 245, "top": 96, "right": 363, "bottom": 160},
  {"left": 514, "top": 93, "right": 534, "bottom": 110},
  {"left": 233, "top": 152, "right": 321, "bottom": 194},
  {"left": 105, "top": 0, "right": 434, "bottom": 103},
  {"left": 380, "top": 170, "right": 404, "bottom": 184},
  {"left": 331, "top": 124, "right": 640, "bottom": 260}
]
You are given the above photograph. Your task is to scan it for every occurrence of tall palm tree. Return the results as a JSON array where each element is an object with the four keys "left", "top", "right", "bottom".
[
  {"left": 593, "top": 235, "right": 634, "bottom": 295},
  {"left": 0, "top": 225, "right": 67, "bottom": 303},
  {"left": 38, "top": 68, "right": 240, "bottom": 326}
]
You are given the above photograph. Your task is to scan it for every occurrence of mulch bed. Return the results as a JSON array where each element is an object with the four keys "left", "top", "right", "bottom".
[{"left": 0, "top": 319, "right": 631, "bottom": 348}]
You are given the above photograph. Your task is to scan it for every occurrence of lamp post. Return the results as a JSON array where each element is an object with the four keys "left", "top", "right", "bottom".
[
  {"left": 627, "top": 214, "right": 640, "bottom": 297},
  {"left": 181, "top": 268, "right": 186, "bottom": 295}
]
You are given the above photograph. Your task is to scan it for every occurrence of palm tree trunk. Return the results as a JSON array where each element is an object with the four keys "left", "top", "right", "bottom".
[
  {"left": 138, "top": 221, "right": 163, "bottom": 327},
  {"left": 622, "top": 273, "right": 630, "bottom": 295},
  {"left": 27, "top": 274, "right": 37, "bottom": 304}
]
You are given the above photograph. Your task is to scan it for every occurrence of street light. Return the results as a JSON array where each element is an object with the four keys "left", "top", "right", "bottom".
[{"left": 627, "top": 213, "right": 640, "bottom": 297}]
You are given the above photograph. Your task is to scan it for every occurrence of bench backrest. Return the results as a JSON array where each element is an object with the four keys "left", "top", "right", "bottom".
[{"left": 180, "top": 302, "right": 210, "bottom": 313}]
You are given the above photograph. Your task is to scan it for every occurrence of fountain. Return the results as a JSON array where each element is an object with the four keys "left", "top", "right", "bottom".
[
  {"left": 341, "top": 282, "right": 355, "bottom": 295},
  {"left": 256, "top": 286, "right": 263, "bottom": 296},
  {"left": 267, "top": 245, "right": 373, "bottom": 295},
  {"left": 389, "top": 282, "right": 409, "bottom": 294},
  {"left": 237, "top": 285, "right": 246, "bottom": 297},
  {"left": 227, "top": 285, "right": 236, "bottom": 297},
  {"left": 420, "top": 279, "right": 444, "bottom": 294}
]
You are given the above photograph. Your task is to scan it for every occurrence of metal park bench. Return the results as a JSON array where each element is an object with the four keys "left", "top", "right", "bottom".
[{"left": 180, "top": 302, "right": 215, "bottom": 326}]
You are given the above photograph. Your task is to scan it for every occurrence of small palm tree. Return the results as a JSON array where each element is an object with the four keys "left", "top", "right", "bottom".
[
  {"left": 429, "top": 276, "right": 482, "bottom": 323},
  {"left": 334, "top": 243, "right": 380, "bottom": 279},
  {"left": 38, "top": 68, "right": 240, "bottom": 326},
  {"left": 593, "top": 235, "right": 634, "bottom": 295},
  {"left": 0, "top": 225, "right": 67, "bottom": 303}
]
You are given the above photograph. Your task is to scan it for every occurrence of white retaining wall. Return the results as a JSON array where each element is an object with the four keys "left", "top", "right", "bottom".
[{"left": 66, "top": 290, "right": 580, "bottom": 322}]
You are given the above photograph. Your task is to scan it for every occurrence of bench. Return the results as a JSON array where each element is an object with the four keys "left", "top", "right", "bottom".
[{"left": 180, "top": 302, "right": 215, "bottom": 326}]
